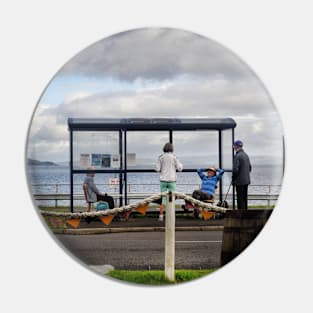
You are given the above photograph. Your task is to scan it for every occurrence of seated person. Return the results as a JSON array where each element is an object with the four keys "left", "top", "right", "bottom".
[
  {"left": 184, "top": 167, "right": 224, "bottom": 217},
  {"left": 192, "top": 167, "right": 225, "bottom": 202},
  {"left": 83, "top": 167, "right": 114, "bottom": 212}
]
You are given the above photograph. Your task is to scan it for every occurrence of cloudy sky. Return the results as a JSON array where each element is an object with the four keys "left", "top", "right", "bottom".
[{"left": 27, "top": 28, "right": 284, "bottom": 168}]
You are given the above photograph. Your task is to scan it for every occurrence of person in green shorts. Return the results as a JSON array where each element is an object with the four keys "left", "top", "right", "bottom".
[{"left": 155, "top": 142, "right": 183, "bottom": 221}]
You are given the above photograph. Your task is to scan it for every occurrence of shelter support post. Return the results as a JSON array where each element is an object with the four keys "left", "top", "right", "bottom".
[
  {"left": 124, "top": 130, "right": 127, "bottom": 205},
  {"left": 165, "top": 191, "right": 175, "bottom": 282},
  {"left": 70, "top": 129, "right": 74, "bottom": 213},
  {"left": 169, "top": 130, "right": 173, "bottom": 144},
  {"left": 218, "top": 130, "right": 223, "bottom": 202},
  {"left": 232, "top": 128, "right": 235, "bottom": 209},
  {"left": 119, "top": 130, "right": 123, "bottom": 207}
]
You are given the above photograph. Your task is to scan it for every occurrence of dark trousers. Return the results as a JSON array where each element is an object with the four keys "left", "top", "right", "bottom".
[
  {"left": 192, "top": 190, "right": 213, "bottom": 201},
  {"left": 96, "top": 193, "right": 115, "bottom": 210},
  {"left": 235, "top": 185, "right": 248, "bottom": 210}
]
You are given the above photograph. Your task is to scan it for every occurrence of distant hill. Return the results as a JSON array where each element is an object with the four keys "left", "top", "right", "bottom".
[{"left": 27, "top": 158, "right": 59, "bottom": 166}]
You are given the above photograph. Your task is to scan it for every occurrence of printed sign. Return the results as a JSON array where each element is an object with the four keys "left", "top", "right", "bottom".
[
  {"left": 101, "top": 154, "right": 111, "bottom": 168},
  {"left": 91, "top": 154, "right": 102, "bottom": 167},
  {"left": 79, "top": 154, "right": 91, "bottom": 168},
  {"left": 111, "top": 154, "right": 120, "bottom": 168}
]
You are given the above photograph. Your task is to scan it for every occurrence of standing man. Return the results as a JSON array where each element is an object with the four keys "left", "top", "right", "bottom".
[{"left": 232, "top": 140, "right": 252, "bottom": 210}]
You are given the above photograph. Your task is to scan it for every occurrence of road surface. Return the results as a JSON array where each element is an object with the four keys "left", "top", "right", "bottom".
[{"left": 56, "top": 230, "right": 223, "bottom": 270}]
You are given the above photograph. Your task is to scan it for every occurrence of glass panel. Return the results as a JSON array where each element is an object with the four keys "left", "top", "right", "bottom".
[
  {"left": 222, "top": 129, "right": 233, "bottom": 170},
  {"left": 126, "top": 172, "right": 201, "bottom": 194},
  {"left": 126, "top": 172, "right": 201, "bottom": 205},
  {"left": 127, "top": 172, "right": 160, "bottom": 193},
  {"left": 173, "top": 131, "right": 219, "bottom": 169},
  {"left": 126, "top": 131, "right": 169, "bottom": 169},
  {"left": 72, "top": 131, "right": 120, "bottom": 169}
]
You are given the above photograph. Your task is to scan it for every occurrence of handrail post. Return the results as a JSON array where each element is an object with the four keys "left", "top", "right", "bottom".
[
  {"left": 55, "top": 183, "right": 59, "bottom": 208},
  {"left": 165, "top": 191, "right": 175, "bottom": 282}
]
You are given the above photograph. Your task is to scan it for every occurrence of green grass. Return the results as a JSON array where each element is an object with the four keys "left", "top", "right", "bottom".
[
  {"left": 106, "top": 269, "right": 215, "bottom": 285},
  {"left": 247, "top": 205, "right": 275, "bottom": 209}
]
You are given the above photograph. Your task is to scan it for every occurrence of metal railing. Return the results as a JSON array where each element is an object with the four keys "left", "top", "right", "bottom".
[
  {"left": 31, "top": 182, "right": 281, "bottom": 191},
  {"left": 31, "top": 183, "right": 281, "bottom": 208}
]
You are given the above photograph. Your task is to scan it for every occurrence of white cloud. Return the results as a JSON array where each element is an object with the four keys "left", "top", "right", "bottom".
[
  {"left": 27, "top": 28, "right": 284, "bottom": 165},
  {"left": 28, "top": 75, "right": 283, "bottom": 163},
  {"left": 60, "top": 28, "right": 251, "bottom": 81},
  {"left": 64, "top": 91, "right": 91, "bottom": 104}
]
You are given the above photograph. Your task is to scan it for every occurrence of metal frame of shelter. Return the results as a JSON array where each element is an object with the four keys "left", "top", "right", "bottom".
[{"left": 68, "top": 117, "right": 237, "bottom": 213}]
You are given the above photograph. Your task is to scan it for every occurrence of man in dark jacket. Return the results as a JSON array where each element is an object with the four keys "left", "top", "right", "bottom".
[{"left": 232, "top": 140, "right": 252, "bottom": 210}]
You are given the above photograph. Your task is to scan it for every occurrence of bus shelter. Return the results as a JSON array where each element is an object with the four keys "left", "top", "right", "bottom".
[{"left": 68, "top": 117, "right": 237, "bottom": 212}]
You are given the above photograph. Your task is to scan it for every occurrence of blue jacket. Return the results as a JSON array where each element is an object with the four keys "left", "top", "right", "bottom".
[{"left": 197, "top": 168, "right": 224, "bottom": 196}]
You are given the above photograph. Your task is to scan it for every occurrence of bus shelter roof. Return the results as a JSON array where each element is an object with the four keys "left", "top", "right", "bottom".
[{"left": 68, "top": 117, "right": 236, "bottom": 131}]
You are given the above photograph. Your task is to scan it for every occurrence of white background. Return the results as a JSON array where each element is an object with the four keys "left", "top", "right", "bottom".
[{"left": 0, "top": 1, "right": 312, "bottom": 312}]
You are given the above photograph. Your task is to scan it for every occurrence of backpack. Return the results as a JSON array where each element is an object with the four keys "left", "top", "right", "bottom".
[{"left": 96, "top": 201, "right": 110, "bottom": 211}]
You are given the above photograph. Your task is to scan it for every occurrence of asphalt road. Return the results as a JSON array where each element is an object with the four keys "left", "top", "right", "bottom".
[{"left": 56, "top": 230, "right": 223, "bottom": 270}]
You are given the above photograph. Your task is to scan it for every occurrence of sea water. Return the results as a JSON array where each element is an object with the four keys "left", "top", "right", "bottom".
[{"left": 27, "top": 164, "right": 283, "bottom": 208}]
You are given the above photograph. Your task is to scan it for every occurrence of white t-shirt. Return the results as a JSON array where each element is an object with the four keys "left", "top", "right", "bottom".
[{"left": 155, "top": 152, "right": 183, "bottom": 182}]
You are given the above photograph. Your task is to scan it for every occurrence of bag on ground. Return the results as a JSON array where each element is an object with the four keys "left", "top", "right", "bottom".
[
  {"left": 216, "top": 200, "right": 229, "bottom": 208},
  {"left": 96, "top": 201, "right": 110, "bottom": 211}
]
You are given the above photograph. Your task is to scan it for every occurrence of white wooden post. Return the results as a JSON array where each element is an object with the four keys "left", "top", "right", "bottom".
[{"left": 165, "top": 191, "right": 175, "bottom": 282}]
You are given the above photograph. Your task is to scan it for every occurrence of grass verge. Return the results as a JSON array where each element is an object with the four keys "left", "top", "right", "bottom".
[{"left": 106, "top": 269, "right": 215, "bottom": 285}]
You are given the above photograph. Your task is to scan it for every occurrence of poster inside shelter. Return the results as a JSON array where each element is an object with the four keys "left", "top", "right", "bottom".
[
  {"left": 111, "top": 154, "right": 120, "bottom": 168},
  {"left": 91, "top": 153, "right": 102, "bottom": 167},
  {"left": 101, "top": 154, "right": 111, "bottom": 168},
  {"left": 79, "top": 154, "right": 91, "bottom": 168}
]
